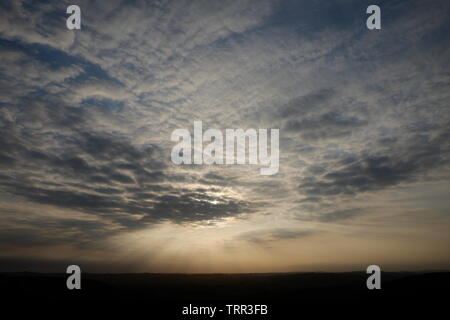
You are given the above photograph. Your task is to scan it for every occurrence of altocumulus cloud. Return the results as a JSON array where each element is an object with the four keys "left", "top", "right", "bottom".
[{"left": 0, "top": 0, "right": 449, "bottom": 261}]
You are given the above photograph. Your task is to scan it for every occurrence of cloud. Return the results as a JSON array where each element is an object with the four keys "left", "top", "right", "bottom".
[
  {"left": 236, "top": 228, "right": 315, "bottom": 245},
  {"left": 296, "top": 208, "right": 368, "bottom": 223},
  {"left": 142, "top": 192, "right": 255, "bottom": 224},
  {"left": 284, "top": 111, "right": 368, "bottom": 140},
  {"left": 276, "top": 89, "right": 337, "bottom": 119},
  {"left": 298, "top": 128, "right": 450, "bottom": 197},
  {"left": 0, "top": 84, "right": 255, "bottom": 228}
]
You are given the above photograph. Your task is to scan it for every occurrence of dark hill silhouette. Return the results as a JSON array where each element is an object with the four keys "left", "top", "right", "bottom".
[{"left": 1, "top": 271, "right": 448, "bottom": 317}]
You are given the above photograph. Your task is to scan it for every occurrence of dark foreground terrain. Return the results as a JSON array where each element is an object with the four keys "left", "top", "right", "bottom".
[{"left": 1, "top": 271, "right": 448, "bottom": 317}]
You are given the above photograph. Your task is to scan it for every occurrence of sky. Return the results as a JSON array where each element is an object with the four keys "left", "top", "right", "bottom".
[{"left": 0, "top": 0, "right": 449, "bottom": 273}]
